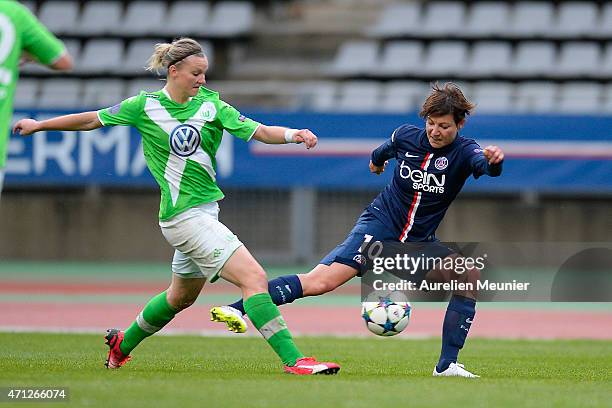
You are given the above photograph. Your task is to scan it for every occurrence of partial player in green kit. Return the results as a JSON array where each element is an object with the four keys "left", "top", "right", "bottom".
[
  {"left": 13, "top": 37, "right": 340, "bottom": 376},
  {"left": 0, "top": 0, "right": 73, "bottom": 195}
]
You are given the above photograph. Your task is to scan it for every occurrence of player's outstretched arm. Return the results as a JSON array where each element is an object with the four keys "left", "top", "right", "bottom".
[
  {"left": 13, "top": 111, "right": 103, "bottom": 136},
  {"left": 22, "top": 51, "right": 74, "bottom": 71},
  {"left": 252, "top": 125, "right": 317, "bottom": 149}
]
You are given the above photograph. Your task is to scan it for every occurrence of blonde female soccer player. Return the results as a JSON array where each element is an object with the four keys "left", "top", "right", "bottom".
[{"left": 13, "top": 37, "right": 339, "bottom": 376}]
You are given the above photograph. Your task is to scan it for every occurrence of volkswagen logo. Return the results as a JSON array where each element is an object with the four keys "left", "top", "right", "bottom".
[{"left": 169, "top": 124, "right": 201, "bottom": 157}]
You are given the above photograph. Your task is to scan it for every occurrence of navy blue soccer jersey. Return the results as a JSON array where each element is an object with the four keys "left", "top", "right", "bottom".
[{"left": 368, "top": 124, "right": 502, "bottom": 242}]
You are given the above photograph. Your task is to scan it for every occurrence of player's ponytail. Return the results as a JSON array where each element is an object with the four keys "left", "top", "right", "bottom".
[
  {"left": 146, "top": 38, "right": 204, "bottom": 74},
  {"left": 146, "top": 43, "right": 172, "bottom": 73}
]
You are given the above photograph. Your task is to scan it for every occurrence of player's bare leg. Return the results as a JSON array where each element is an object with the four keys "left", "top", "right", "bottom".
[
  {"left": 167, "top": 274, "right": 206, "bottom": 310},
  {"left": 298, "top": 263, "right": 358, "bottom": 296},
  {"left": 211, "top": 246, "right": 268, "bottom": 332}
]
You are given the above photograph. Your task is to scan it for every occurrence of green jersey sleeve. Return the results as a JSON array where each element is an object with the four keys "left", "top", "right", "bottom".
[
  {"left": 97, "top": 94, "right": 145, "bottom": 127},
  {"left": 217, "top": 100, "right": 260, "bottom": 142},
  {"left": 19, "top": 4, "right": 65, "bottom": 65}
]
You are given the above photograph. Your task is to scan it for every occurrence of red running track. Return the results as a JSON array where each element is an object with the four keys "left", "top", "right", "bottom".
[{"left": 2, "top": 302, "right": 612, "bottom": 340}]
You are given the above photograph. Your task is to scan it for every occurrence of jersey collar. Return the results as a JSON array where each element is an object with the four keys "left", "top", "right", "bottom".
[{"left": 161, "top": 86, "right": 193, "bottom": 104}]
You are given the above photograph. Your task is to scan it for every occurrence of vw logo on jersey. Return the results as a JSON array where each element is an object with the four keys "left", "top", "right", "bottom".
[
  {"left": 169, "top": 124, "right": 201, "bottom": 157},
  {"left": 434, "top": 156, "right": 448, "bottom": 170}
]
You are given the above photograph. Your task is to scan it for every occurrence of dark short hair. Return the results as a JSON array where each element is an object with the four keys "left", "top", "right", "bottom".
[{"left": 419, "top": 82, "right": 475, "bottom": 124}]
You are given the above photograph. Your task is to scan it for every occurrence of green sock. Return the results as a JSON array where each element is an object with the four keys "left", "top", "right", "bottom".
[
  {"left": 120, "top": 291, "right": 177, "bottom": 355},
  {"left": 244, "top": 293, "right": 304, "bottom": 366}
]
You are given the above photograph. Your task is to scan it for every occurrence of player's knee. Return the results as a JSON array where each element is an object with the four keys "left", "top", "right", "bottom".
[
  {"left": 176, "top": 296, "right": 197, "bottom": 311},
  {"left": 167, "top": 291, "right": 198, "bottom": 311},
  {"left": 240, "top": 263, "right": 268, "bottom": 293}
]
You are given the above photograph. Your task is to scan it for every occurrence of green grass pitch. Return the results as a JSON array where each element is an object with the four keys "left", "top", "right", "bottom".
[{"left": 0, "top": 333, "right": 611, "bottom": 408}]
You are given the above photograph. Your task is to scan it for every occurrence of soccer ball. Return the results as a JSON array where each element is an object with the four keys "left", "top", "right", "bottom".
[{"left": 361, "top": 293, "right": 412, "bottom": 336}]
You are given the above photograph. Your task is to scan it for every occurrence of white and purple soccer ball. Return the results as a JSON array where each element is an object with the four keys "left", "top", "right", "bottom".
[{"left": 361, "top": 293, "right": 412, "bottom": 337}]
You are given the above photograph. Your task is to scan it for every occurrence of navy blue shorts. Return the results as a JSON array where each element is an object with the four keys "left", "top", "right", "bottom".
[
  {"left": 320, "top": 210, "right": 456, "bottom": 279},
  {"left": 320, "top": 211, "right": 397, "bottom": 273}
]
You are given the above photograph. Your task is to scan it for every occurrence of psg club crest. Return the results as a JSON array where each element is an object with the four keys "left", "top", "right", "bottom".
[
  {"left": 434, "top": 156, "right": 448, "bottom": 170},
  {"left": 170, "top": 124, "right": 201, "bottom": 157}
]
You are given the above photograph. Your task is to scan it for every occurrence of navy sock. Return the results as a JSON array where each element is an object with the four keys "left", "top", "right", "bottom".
[
  {"left": 436, "top": 295, "right": 476, "bottom": 373},
  {"left": 228, "top": 275, "right": 304, "bottom": 315}
]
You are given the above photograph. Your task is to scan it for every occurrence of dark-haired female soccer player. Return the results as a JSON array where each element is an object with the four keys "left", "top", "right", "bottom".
[{"left": 212, "top": 82, "right": 504, "bottom": 378}]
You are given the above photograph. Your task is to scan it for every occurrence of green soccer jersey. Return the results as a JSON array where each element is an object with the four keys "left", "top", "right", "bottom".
[
  {"left": 0, "top": 0, "right": 65, "bottom": 167},
  {"left": 98, "top": 86, "right": 260, "bottom": 220}
]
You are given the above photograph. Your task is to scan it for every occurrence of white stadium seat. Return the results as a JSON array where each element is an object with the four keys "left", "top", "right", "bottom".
[
  {"left": 77, "top": 39, "right": 124, "bottom": 74},
  {"left": 299, "top": 81, "right": 337, "bottom": 112},
  {"left": 557, "top": 82, "right": 602, "bottom": 114},
  {"left": 602, "top": 84, "right": 612, "bottom": 113},
  {"left": 121, "top": 1, "right": 166, "bottom": 36},
  {"left": 62, "top": 39, "right": 81, "bottom": 62},
  {"left": 422, "top": 42, "right": 468, "bottom": 76},
  {"left": 14, "top": 79, "right": 39, "bottom": 109},
  {"left": 82, "top": 80, "right": 126, "bottom": 109},
  {"left": 37, "top": 1, "right": 79, "bottom": 35},
  {"left": 367, "top": 3, "right": 421, "bottom": 37},
  {"left": 555, "top": 42, "right": 600, "bottom": 77},
  {"left": 512, "top": 42, "right": 556, "bottom": 76},
  {"left": 508, "top": 2, "right": 554, "bottom": 37},
  {"left": 76, "top": 1, "right": 123, "bottom": 36},
  {"left": 327, "top": 41, "right": 379, "bottom": 77},
  {"left": 596, "top": 4, "right": 612, "bottom": 37},
  {"left": 600, "top": 43, "right": 612, "bottom": 76},
  {"left": 465, "top": 2, "right": 510, "bottom": 37},
  {"left": 37, "top": 79, "right": 81, "bottom": 109},
  {"left": 126, "top": 79, "right": 165, "bottom": 97},
  {"left": 335, "top": 81, "right": 382, "bottom": 112},
  {"left": 192, "top": 40, "right": 215, "bottom": 69},
  {"left": 21, "top": 1, "right": 36, "bottom": 14},
  {"left": 379, "top": 81, "right": 428, "bottom": 113},
  {"left": 421, "top": 2, "right": 466, "bottom": 36},
  {"left": 158, "top": 1, "right": 211, "bottom": 36},
  {"left": 205, "top": 2, "right": 254, "bottom": 37},
  {"left": 514, "top": 82, "right": 558, "bottom": 112},
  {"left": 117, "top": 39, "right": 165, "bottom": 75},
  {"left": 467, "top": 42, "right": 512, "bottom": 76},
  {"left": 472, "top": 82, "right": 514, "bottom": 113},
  {"left": 554, "top": 2, "right": 598, "bottom": 37},
  {"left": 375, "top": 41, "right": 423, "bottom": 77}
]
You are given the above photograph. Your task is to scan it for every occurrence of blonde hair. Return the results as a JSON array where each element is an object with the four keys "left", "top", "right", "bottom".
[{"left": 146, "top": 37, "right": 204, "bottom": 74}]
